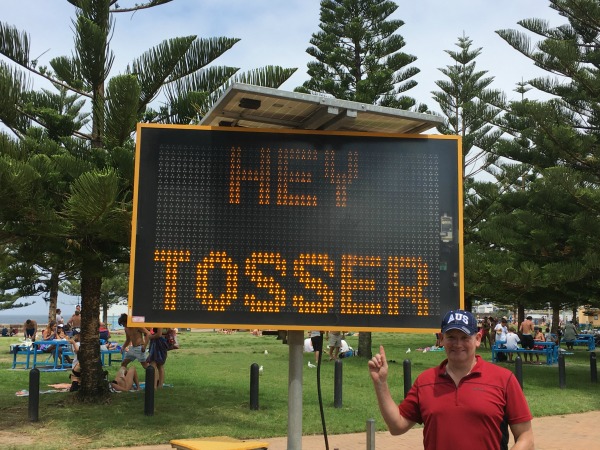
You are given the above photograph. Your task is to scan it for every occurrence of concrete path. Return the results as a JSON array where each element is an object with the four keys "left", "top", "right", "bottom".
[{"left": 102, "top": 410, "right": 600, "bottom": 449}]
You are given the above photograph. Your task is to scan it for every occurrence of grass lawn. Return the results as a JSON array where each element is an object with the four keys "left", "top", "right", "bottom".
[{"left": 1, "top": 330, "right": 599, "bottom": 450}]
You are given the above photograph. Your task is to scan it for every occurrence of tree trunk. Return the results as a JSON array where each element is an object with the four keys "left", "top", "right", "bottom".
[
  {"left": 47, "top": 270, "right": 60, "bottom": 324},
  {"left": 517, "top": 303, "right": 525, "bottom": 329},
  {"left": 76, "top": 256, "right": 109, "bottom": 401},
  {"left": 551, "top": 305, "right": 560, "bottom": 334},
  {"left": 464, "top": 295, "right": 473, "bottom": 314},
  {"left": 552, "top": 303, "right": 560, "bottom": 341},
  {"left": 358, "top": 332, "right": 372, "bottom": 359},
  {"left": 102, "top": 299, "right": 109, "bottom": 324}
]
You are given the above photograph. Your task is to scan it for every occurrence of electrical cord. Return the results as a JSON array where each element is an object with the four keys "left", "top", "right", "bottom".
[{"left": 316, "top": 334, "right": 329, "bottom": 450}]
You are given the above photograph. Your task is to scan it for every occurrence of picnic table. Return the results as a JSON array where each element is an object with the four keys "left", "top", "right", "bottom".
[
  {"left": 11, "top": 339, "right": 72, "bottom": 371},
  {"left": 31, "top": 339, "right": 72, "bottom": 371},
  {"left": 12, "top": 340, "right": 122, "bottom": 370},
  {"left": 573, "top": 334, "right": 596, "bottom": 351},
  {"left": 11, "top": 343, "right": 39, "bottom": 369},
  {"left": 491, "top": 340, "right": 558, "bottom": 365}
]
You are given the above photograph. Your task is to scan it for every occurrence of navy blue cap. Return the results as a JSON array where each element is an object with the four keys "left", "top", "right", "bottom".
[{"left": 441, "top": 310, "right": 478, "bottom": 336}]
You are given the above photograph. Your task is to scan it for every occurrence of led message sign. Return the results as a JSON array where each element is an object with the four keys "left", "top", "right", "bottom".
[{"left": 128, "top": 125, "right": 462, "bottom": 331}]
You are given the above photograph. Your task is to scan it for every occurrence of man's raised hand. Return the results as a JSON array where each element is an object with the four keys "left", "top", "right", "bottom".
[{"left": 368, "top": 345, "right": 389, "bottom": 384}]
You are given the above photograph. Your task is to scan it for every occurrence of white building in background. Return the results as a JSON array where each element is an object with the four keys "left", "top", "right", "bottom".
[{"left": 475, "top": 304, "right": 497, "bottom": 314}]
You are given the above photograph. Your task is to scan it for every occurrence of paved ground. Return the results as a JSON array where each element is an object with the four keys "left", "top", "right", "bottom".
[{"left": 103, "top": 410, "right": 600, "bottom": 449}]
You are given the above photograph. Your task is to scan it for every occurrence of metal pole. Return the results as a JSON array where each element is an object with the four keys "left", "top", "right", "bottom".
[
  {"left": 28, "top": 368, "right": 40, "bottom": 422},
  {"left": 250, "top": 363, "right": 259, "bottom": 410},
  {"left": 403, "top": 359, "right": 412, "bottom": 398},
  {"left": 366, "top": 418, "right": 376, "bottom": 450},
  {"left": 558, "top": 353, "right": 566, "bottom": 389},
  {"left": 515, "top": 356, "right": 523, "bottom": 389},
  {"left": 144, "top": 365, "right": 155, "bottom": 416},
  {"left": 334, "top": 359, "right": 343, "bottom": 408},
  {"left": 288, "top": 330, "right": 303, "bottom": 450},
  {"left": 590, "top": 352, "right": 597, "bottom": 383}
]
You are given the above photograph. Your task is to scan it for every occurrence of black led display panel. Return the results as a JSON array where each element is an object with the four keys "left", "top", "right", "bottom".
[{"left": 129, "top": 125, "right": 463, "bottom": 331}]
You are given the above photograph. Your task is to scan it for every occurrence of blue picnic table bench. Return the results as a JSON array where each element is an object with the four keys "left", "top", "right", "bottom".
[
  {"left": 573, "top": 334, "right": 596, "bottom": 351},
  {"left": 11, "top": 341, "right": 122, "bottom": 370},
  {"left": 491, "top": 340, "right": 558, "bottom": 365}
]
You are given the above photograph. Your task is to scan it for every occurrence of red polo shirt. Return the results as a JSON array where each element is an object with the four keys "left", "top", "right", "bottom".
[{"left": 399, "top": 355, "right": 532, "bottom": 450}]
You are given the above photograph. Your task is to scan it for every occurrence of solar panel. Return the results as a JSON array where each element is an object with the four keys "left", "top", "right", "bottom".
[{"left": 200, "top": 83, "right": 443, "bottom": 134}]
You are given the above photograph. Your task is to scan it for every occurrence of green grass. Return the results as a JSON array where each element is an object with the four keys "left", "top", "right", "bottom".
[{"left": 0, "top": 331, "right": 599, "bottom": 450}]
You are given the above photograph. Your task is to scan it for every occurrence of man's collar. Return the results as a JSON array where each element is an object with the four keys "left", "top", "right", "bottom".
[{"left": 439, "top": 355, "right": 483, "bottom": 377}]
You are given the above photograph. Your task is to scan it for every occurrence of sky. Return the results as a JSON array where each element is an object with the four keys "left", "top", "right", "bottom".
[
  {"left": 2, "top": 0, "right": 563, "bottom": 111},
  {"left": 1, "top": 1, "right": 563, "bottom": 316}
]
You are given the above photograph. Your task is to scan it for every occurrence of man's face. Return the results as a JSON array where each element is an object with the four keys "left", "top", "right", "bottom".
[{"left": 441, "top": 329, "right": 481, "bottom": 363}]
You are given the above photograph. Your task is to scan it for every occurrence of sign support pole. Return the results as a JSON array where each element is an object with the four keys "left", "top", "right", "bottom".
[{"left": 287, "top": 330, "right": 303, "bottom": 450}]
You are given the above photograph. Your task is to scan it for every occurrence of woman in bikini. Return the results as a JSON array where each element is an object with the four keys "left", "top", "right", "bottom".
[{"left": 111, "top": 366, "right": 140, "bottom": 391}]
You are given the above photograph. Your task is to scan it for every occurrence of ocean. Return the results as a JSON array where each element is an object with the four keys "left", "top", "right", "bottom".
[
  {"left": 0, "top": 314, "right": 124, "bottom": 330},
  {"left": 0, "top": 314, "right": 49, "bottom": 326}
]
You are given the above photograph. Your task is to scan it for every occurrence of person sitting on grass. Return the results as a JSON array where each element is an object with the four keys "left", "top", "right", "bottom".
[
  {"left": 110, "top": 366, "right": 140, "bottom": 392},
  {"left": 101, "top": 341, "right": 120, "bottom": 351},
  {"left": 68, "top": 333, "right": 81, "bottom": 391}
]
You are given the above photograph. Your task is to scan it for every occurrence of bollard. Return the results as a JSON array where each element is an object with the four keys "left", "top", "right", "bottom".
[
  {"left": 591, "top": 352, "right": 597, "bottom": 383},
  {"left": 144, "top": 365, "right": 155, "bottom": 416},
  {"left": 366, "top": 418, "right": 376, "bottom": 450},
  {"left": 250, "top": 363, "right": 259, "bottom": 410},
  {"left": 28, "top": 368, "right": 40, "bottom": 422},
  {"left": 558, "top": 353, "right": 566, "bottom": 389},
  {"left": 403, "top": 359, "right": 412, "bottom": 398},
  {"left": 515, "top": 356, "right": 523, "bottom": 389},
  {"left": 334, "top": 359, "right": 343, "bottom": 408}
]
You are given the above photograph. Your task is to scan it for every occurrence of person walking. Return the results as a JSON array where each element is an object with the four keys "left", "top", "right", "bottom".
[
  {"left": 118, "top": 313, "right": 149, "bottom": 370},
  {"left": 480, "top": 316, "right": 491, "bottom": 348},
  {"left": 368, "top": 309, "right": 534, "bottom": 450}
]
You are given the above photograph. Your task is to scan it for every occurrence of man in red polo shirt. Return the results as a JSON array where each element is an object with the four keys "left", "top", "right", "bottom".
[{"left": 368, "top": 309, "right": 534, "bottom": 450}]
